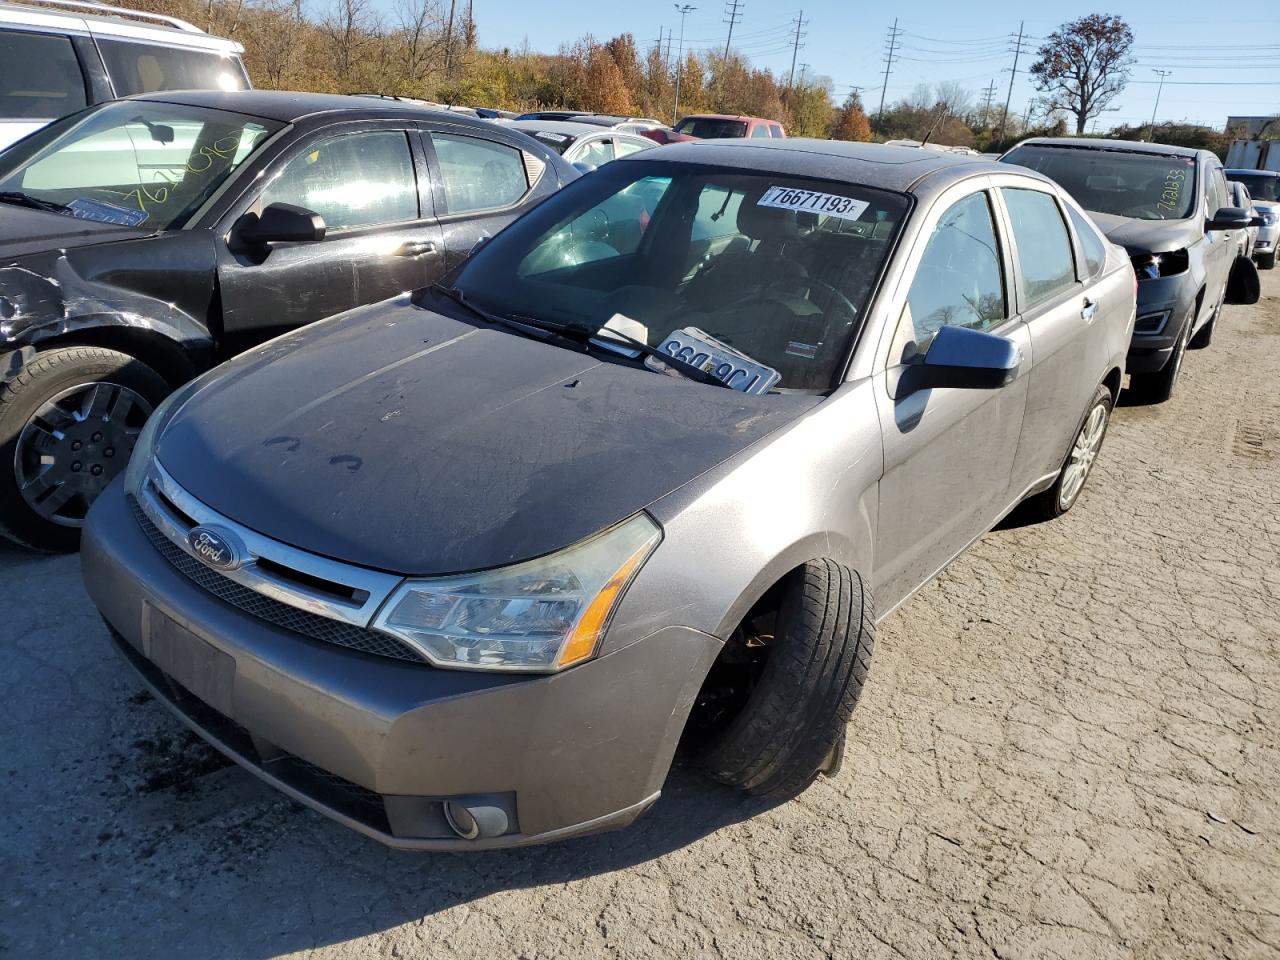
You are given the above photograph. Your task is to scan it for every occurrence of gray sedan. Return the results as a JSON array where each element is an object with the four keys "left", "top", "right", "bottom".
[{"left": 81, "top": 140, "right": 1135, "bottom": 850}]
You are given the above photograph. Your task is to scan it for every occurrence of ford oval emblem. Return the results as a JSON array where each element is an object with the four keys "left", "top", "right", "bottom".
[{"left": 186, "top": 525, "right": 244, "bottom": 572}]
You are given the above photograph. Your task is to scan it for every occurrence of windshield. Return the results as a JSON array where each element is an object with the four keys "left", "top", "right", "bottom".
[
  {"left": 449, "top": 161, "right": 909, "bottom": 391},
  {"left": 0, "top": 101, "right": 281, "bottom": 229},
  {"left": 1003, "top": 145, "right": 1198, "bottom": 220},
  {"left": 1227, "top": 173, "right": 1279, "bottom": 203},
  {"left": 675, "top": 118, "right": 748, "bottom": 139}
]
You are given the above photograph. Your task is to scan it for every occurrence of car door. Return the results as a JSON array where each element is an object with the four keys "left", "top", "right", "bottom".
[
  {"left": 1202, "top": 162, "right": 1236, "bottom": 312},
  {"left": 214, "top": 123, "right": 444, "bottom": 350},
  {"left": 0, "top": 26, "right": 90, "bottom": 150},
  {"left": 994, "top": 181, "right": 1102, "bottom": 491},
  {"left": 871, "top": 181, "right": 1031, "bottom": 609},
  {"left": 422, "top": 126, "right": 553, "bottom": 270}
]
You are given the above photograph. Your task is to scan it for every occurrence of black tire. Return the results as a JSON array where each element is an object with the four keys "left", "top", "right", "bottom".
[
  {"left": 1128, "top": 310, "right": 1192, "bottom": 405},
  {"left": 0, "top": 346, "right": 169, "bottom": 551},
  {"left": 698, "top": 559, "right": 874, "bottom": 799},
  {"left": 1189, "top": 288, "right": 1225, "bottom": 350},
  {"left": 1024, "top": 383, "right": 1113, "bottom": 521},
  {"left": 1259, "top": 251, "right": 1277, "bottom": 271}
]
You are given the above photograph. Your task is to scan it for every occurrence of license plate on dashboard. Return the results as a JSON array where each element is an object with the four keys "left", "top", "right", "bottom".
[{"left": 646, "top": 327, "right": 780, "bottom": 394}]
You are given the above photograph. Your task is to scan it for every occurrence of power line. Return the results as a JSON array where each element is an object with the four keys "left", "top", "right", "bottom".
[
  {"left": 787, "top": 9, "right": 808, "bottom": 90},
  {"left": 997, "top": 20, "right": 1030, "bottom": 143},
  {"left": 877, "top": 18, "right": 903, "bottom": 118},
  {"left": 721, "top": 0, "right": 744, "bottom": 58}
]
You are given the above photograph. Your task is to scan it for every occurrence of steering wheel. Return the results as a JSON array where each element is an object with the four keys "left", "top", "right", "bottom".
[{"left": 803, "top": 278, "right": 858, "bottom": 319}]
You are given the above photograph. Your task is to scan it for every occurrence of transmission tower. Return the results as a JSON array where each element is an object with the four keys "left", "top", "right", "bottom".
[
  {"left": 998, "top": 21, "right": 1032, "bottom": 143},
  {"left": 787, "top": 10, "right": 808, "bottom": 90},
  {"left": 876, "top": 18, "right": 902, "bottom": 118},
  {"left": 722, "top": 0, "right": 743, "bottom": 59}
]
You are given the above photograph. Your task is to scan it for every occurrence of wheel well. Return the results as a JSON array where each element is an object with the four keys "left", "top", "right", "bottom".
[
  {"left": 1103, "top": 367, "right": 1122, "bottom": 403},
  {"left": 31, "top": 327, "right": 201, "bottom": 388}
]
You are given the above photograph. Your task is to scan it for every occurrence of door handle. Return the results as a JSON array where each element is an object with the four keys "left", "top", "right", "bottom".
[
  {"left": 1081, "top": 299, "right": 1098, "bottom": 322},
  {"left": 396, "top": 239, "right": 436, "bottom": 257}
]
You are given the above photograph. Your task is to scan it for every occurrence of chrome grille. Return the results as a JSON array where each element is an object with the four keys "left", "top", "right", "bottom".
[{"left": 128, "top": 475, "right": 426, "bottom": 664}]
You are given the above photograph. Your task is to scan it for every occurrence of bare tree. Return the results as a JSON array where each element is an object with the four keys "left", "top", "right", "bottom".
[
  {"left": 933, "top": 80, "right": 973, "bottom": 120},
  {"left": 394, "top": 0, "right": 445, "bottom": 91},
  {"left": 1030, "top": 14, "right": 1135, "bottom": 135},
  {"left": 322, "top": 0, "right": 374, "bottom": 85}
]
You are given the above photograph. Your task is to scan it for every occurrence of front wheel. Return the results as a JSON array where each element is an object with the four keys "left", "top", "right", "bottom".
[
  {"left": 1025, "top": 383, "right": 1113, "bottom": 520},
  {"left": 697, "top": 559, "right": 875, "bottom": 799},
  {"left": 0, "top": 347, "right": 168, "bottom": 551},
  {"left": 1129, "top": 311, "right": 1192, "bottom": 405}
]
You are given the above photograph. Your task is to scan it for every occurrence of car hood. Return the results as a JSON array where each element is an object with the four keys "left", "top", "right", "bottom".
[
  {"left": 0, "top": 205, "right": 151, "bottom": 260},
  {"left": 156, "top": 295, "right": 819, "bottom": 576},
  {"left": 1086, "top": 211, "right": 1203, "bottom": 256}
]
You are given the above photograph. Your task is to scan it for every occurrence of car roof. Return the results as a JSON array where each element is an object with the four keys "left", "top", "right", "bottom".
[
  {"left": 626, "top": 138, "right": 1028, "bottom": 195},
  {"left": 1013, "top": 137, "right": 1211, "bottom": 161},
  {"left": 0, "top": 0, "right": 241, "bottom": 52},
  {"left": 504, "top": 119, "right": 609, "bottom": 137},
  {"left": 680, "top": 114, "right": 773, "bottom": 123},
  {"left": 129, "top": 89, "right": 488, "bottom": 126},
  {"left": 1226, "top": 168, "right": 1280, "bottom": 177}
]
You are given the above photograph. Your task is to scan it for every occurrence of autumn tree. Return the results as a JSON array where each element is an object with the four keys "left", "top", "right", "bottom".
[
  {"left": 1030, "top": 14, "right": 1135, "bottom": 135},
  {"left": 583, "top": 43, "right": 633, "bottom": 114},
  {"left": 830, "top": 91, "right": 871, "bottom": 141}
]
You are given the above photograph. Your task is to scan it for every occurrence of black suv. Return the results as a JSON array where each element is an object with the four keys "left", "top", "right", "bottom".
[
  {"left": 0, "top": 91, "right": 575, "bottom": 549},
  {"left": 1001, "top": 138, "right": 1254, "bottom": 404}
]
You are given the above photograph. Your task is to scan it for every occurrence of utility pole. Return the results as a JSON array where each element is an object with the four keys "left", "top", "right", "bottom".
[
  {"left": 979, "top": 80, "right": 998, "bottom": 127},
  {"left": 876, "top": 18, "right": 902, "bottom": 119},
  {"left": 672, "top": 3, "right": 696, "bottom": 125},
  {"left": 654, "top": 26, "right": 665, "bottom": 59},
  {"left": 787, "top": 10, "right": 808, "bottom": 91},
  {"left": 722, "top": 0, "right": 742, "bottom": 60},
  {"left": 997, "top": 20, "right": 1029, "bottom": 145},
  {"left": 1148, "top": 69, "right": 1172, "bottom": 141}
]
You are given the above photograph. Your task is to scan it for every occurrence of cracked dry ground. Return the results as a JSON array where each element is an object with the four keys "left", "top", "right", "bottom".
[{"left": 3, "top": 279, "right": 1279, "bottom": 960}]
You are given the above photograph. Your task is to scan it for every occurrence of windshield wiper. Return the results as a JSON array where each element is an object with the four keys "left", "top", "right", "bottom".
[
  {"left": 429, "top": 284, "right": 587, "bottom": 352},
  {"left": 0, "top": 191, "right": 71, "bottom": 215}
]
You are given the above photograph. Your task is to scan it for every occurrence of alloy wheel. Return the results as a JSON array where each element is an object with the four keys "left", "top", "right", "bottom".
[
  {"left": 14, "top": 381, "right": 153, "bottom": 526},
  {"left": 1058, "top": 401, "right": 1108, "bottom": 511}
]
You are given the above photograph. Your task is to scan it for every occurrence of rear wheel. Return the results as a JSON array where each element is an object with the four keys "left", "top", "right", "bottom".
[
  {"left": 1259, "top": 251, "right": 1277, "bottom": 271},
  {"left": 1129, "top": 310, "right": 1192, "bottom": 405},
  {"left": 696, "top": 559, "right": 874, "bottom": 799},
  {"left": 1025, "top": 383, "right": 1112, "bottom": 520},
  {"left": 0, "top": 347, "right": 167, "bottom": 551}
]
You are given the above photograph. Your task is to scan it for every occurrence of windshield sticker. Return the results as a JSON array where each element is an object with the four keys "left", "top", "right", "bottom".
[
  {"left": 1156, "top": 166, "right": 1189, "bottom": 214},
  {"left": 785, "top": 340, "right": 819, "bottom": 360},
  {"left": 67, "top": 198, "right": 149, "bottom": 227},
  {"left": 758, "top": 185, "right": 870, "bottom": 221},
  {"left": 536, "top": 132, "right": 569, "bottom": 143}
]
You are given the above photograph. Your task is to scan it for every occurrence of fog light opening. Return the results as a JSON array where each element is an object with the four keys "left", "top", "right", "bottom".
[{"left": 443, "top": 801, "right": 509, "bottom": 840}]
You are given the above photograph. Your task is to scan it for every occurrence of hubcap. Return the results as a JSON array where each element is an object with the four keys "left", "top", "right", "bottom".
[
  {"left": 15, "top": 382, "right": 153, "bottom": 527},
  {"left": 1059, "top": 401, "right": 1108, "bottom": 510}
]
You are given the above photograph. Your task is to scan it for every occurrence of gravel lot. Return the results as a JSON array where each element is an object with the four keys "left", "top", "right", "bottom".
[{"left": 3, "top": 275, "right": 1278, "bottom": 960}]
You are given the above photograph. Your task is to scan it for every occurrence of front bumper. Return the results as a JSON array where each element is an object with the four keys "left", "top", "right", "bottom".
[
  {"left": 82, "top": 481, "right": 721, "bottom": 850},
  {"left": 1126, "top": 273, "right": 1196, "bottom": 374}
]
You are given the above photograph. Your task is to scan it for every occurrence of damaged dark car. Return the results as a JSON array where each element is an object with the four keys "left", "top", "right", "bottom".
[{"left": 0, "top": 90, "right": 574, "bottom": 549}]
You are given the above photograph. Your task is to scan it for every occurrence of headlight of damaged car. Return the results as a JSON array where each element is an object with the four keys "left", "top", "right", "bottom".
[
  {"left": 1130, "top": 249, "right": 1190, "bottom": 280},
  {"left": 372, "top": 514, "right": 662, "bottom": 672}
]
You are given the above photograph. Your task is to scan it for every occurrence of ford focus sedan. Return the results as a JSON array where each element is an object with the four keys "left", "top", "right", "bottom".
[{"left": 82, "top": 140, "right": 1134, "bottom": 850}]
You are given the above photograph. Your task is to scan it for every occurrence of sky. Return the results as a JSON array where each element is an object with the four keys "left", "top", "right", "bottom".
[{"left": 408, "top": 0, "right": 1280, "bottom": 129}]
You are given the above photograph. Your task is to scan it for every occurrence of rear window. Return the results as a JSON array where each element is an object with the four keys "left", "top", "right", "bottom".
[
  {"left": 1227, "top": 173, "right": 1279, "bottom": 203},
  {"left": 97, "top": 38, "right": 247, "bottom": 96},
  {"left": 0, "top": 29, "right": 87, "bottom": 120},
  {"left": 674, "top": 117, "right": 748, "bottom": 139},
  {"left": 1002, "top": 144, "right": 1198, "bottom": 221}
]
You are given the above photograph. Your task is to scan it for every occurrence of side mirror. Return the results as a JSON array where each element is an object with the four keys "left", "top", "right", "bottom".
[
  {"left": 232, "top": 203, "right": 326, "bottom": 250},
  {"left": 1250, "top": 215, "right": 1266, "bottom": 228},
  {"left": 908, "top": 325, "right": 1022, "bottom": 392},
  {"left": 1207, "top": 206, "right": 1251, "bottom": 231}
]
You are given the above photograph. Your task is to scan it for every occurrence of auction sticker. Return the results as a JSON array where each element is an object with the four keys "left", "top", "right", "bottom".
[{"left": 758, "top": 185, "right": 869, "bottom": 221}]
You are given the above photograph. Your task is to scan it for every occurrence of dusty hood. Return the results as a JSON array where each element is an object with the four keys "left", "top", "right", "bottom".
[
  {"left": 156, "top": 295, "right": 819, "bottom": 575},
  {"left": 1087, "top": 211, "right": 1203, "bottom": 256},
  {"left": 0, "top": 205, "right": 150, "bottom": 260}
]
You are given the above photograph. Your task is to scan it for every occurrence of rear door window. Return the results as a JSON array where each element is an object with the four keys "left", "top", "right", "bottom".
[
  {"left": 430, "top": 132, "right": 529, "bottom": 213},
  {"left": 1066, "top": 205, "right": 1107, "bottom": 278},
  {"left": 0, "top": 29, "right": 87, "bottom": 120},
  {"left": 96, "top": 39, "right": 246, "bottom": 95},
  {"left": 749, "top": 124, "right": 770, "bottom": 138},
  {"left": 575, "top": 137, "right": 614, "bottom": 167},
  {"left": 1001, "top": 188, "right": 1078, "bottom": 306}
]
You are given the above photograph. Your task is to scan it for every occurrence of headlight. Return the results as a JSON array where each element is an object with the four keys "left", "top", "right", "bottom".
[
  {"left": 123, "top": 387, "right": 184, "bottom": 495},
  {"left": 1130, "top": 249, "right": 1189, "bottom": 280},
  {"left": 372, "top": 513, "right": 662, "bottom": 672}
]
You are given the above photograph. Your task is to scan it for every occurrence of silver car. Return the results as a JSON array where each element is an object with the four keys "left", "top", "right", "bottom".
[{"left": 82, "top": 141, "right": 1134, "bottom": 850}]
